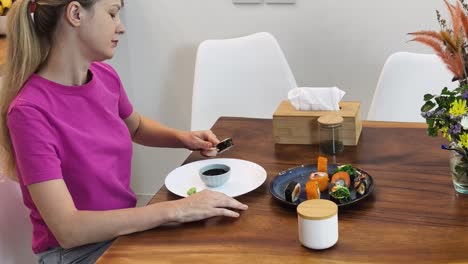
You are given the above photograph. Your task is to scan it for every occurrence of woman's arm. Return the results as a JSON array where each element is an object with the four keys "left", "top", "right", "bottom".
[
  {"left": 28, "top": 179, "right": 247, "bottom": 249},
  {"left": 124, "top": 111, "right": 220, "bottom": 152}
]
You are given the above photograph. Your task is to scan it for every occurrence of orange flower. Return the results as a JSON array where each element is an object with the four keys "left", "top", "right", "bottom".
[{"left": 409, "top": 0, "right": 468, "bottom": 82}]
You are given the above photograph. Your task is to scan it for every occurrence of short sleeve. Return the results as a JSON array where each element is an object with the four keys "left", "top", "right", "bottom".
[
  {"left": 118, "top": 82, "right": 133, "bottom": 119},
  {"left": 7, "top": 104, "right": 63, "bottom": 185}
]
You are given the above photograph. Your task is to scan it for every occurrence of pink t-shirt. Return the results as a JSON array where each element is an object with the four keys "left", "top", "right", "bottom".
[{"left": 7, "top": 62, "right": 137, "bottom": 254}]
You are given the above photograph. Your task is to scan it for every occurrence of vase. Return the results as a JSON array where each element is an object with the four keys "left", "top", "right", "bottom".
[{"left": 449, "top": 150, "right": 468, "bottom": 194}]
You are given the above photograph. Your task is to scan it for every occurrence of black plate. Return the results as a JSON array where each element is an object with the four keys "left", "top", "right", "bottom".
[{"left": 269, "top": 164, "right": 375, "bottom": 208}]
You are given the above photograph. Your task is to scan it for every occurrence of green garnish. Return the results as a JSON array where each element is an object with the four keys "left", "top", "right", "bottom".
[
  {"left": 329, "top": 185, "right": 351, "bottom": 202},
  {"left": 187, "top": 187, "right": 197, "bottom": 196},
  {"left": 334, "top": 164, "right": 357, "bottom": 178}
]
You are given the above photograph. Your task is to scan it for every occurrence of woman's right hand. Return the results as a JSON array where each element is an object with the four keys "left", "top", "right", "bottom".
[{"left": 170, "top": 190, "right": 248, "bottom": 223}]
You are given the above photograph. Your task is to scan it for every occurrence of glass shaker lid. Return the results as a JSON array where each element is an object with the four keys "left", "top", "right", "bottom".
[{"left": 318, "top": 114, "right": 344, "bottom": 126}]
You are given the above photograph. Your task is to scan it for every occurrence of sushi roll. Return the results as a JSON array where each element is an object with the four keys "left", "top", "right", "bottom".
[
  {"left": 284, "top": 181, "right": 301, "bottom": 203},
  {"left": 317, "top": 156, "right": 328, "bottom": 173},
  {"left": 353, "top": 172, "right": 370, "bottom": 195},
  {"left": 309, "top": 171, "right": 329, "bottom": 192},
  {"left": 305, "top": 181, "right": 321, "bottom": 200},
  {"left": 331, "top": 171, "right": 351, "bottom": 188}
]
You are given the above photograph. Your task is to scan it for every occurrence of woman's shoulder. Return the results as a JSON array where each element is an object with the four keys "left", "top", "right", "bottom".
[
  {"left": 7, "top": 77, "right": 48, "bottom": 116},
  {"left": 7, "top": 98, "right": 48, "bottom": 124},
  {"left": 90, "top": 62, "right": 123, "bottom": 89},
  {"left": 90, "top": 62, "right": 121, "bottom": 80}
]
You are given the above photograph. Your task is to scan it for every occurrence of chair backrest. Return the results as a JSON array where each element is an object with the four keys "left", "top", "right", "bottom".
[
  {"left": 191, "top": 32, "right": 297, "bottom": 130},
  {"left": 367, "top": 52, "right": 458, "bottom": 122},
  {"left": 0, "top": 179, "right": 36, "bottom": 264}
]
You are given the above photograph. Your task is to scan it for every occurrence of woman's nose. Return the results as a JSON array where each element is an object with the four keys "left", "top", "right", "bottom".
[{"left": 117, "top": 21, "right": 125, "bottom": 35}]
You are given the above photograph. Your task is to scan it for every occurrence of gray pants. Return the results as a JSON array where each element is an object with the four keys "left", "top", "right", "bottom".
[{"left": 37, "top": 240, "right": 113, "bottom": 264}]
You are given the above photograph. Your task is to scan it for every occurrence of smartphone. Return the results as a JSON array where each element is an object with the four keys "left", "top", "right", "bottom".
[{"left": 216, "top": 138, "right": 234, "bottom": 154}]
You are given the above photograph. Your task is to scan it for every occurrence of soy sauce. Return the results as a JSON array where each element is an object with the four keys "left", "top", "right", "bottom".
[{"left": 202, "top": 168, "right": 228, "bottom": 176}]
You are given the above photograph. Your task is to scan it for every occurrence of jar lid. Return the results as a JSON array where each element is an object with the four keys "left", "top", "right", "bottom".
[
  {"left": 317, "top": 114, "right": 344, "bottom": 126},
  {"left": 297, "top": 199, "right": 337, "bottom": 220}
]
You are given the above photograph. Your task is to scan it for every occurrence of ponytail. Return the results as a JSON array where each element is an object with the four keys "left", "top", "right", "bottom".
[{"left": 0, "top": 0, "right": 46, "bottom": 180}]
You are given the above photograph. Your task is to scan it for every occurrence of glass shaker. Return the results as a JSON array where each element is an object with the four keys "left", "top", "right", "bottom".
[{"left": 317, "top": 114, "right": 344, "bottom": 155}]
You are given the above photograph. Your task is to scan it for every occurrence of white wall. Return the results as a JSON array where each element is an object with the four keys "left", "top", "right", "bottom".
[{"left": 110, "top": 0, "right": 445, "bottom": 196}]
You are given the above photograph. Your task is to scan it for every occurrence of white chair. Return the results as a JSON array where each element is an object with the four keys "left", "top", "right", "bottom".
[
  {"left": 191, "top": 32, "right": 297, "bottom": 130},
  {"left": 367, "top": 52, "right": 458, "bottom": 122},
  {"left": 0, "top": 178, "right": 37, "bottom": 264}
]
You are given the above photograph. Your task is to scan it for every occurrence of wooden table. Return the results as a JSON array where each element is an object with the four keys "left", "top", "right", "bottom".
[{"left": 97, "top": 117, "right": 468, "bottom": 264}]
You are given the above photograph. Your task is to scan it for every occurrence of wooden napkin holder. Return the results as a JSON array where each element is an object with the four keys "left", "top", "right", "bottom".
[{"left": 272, "top": 100, "right": 362, "bottom": 145}]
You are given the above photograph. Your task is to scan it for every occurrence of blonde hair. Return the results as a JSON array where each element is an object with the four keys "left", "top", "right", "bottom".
[{"left": 0, "top": 0, "right": 100, "bottom": 180}]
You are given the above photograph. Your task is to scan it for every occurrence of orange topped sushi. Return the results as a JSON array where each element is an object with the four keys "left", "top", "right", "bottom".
[
  {"left": 305, "top": 181, "right": 320, "bottom": 200},
  {"left": 317, "top": 156, "right": 328, "bottom": 173},
  {"left": 309, "top": 172, "right": 329, "bottom": 192},
  {"left": 331, "top": 171, "right": 351, "bottom": 187}
]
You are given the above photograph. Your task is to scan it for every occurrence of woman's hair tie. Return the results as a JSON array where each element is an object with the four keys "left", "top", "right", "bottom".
[{"left": 29, "top": 0, "right": 37, "bottom": 13}]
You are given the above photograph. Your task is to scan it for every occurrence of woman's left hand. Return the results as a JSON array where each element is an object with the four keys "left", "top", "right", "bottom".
[{"left": 179, "top": 130, "right": 220, "bottom": 156}]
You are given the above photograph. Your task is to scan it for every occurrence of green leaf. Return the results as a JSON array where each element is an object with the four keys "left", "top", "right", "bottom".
[
  {"left": 428, "top": 126, "right": 438, "bottom": 137},
  {"left": 427, "top": 118, "right": 435, "bottom": 127},
  {"left": 421, "top": 101, "right": 436, "bottom": 112},
  {"left": 435, "top": 96, "right": 451, "bottom": 109},
  {"left": 441, "top": 87, "right": 451, "bottom": 95},
  {"left": 334, "top": 164, "right": 357, "bottom": 177},
  {"left": 424, "top": 94, "right": 435, "bottom": 101}
]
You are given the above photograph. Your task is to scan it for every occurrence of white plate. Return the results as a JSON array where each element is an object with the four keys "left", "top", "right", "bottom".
[{"left": 165, "top": 158, "right": 267, "bottom": 197}]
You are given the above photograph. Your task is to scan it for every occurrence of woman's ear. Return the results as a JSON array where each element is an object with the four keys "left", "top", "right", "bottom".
[{"left": 65, "top": 1, "right": 83, "bottom": 27}]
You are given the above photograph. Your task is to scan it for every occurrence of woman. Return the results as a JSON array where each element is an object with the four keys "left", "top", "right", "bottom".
[{"left": 0, "top": 0, "right": 248, "bottom": 263}]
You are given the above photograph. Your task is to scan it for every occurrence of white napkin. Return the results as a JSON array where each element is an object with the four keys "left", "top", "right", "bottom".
[{"left": 288, "top": 87, "right": 346, "bottom": 111}]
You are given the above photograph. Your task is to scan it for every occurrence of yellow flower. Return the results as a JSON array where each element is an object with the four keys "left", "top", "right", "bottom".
[
  {"left": 0, "top": 0, "right": 12, "bottom": 16},
  {"left": 459, "top": 133, "right": 468, "bottom": 149},
  {"left": 440, "top": 127, "right": 452, "bottom": 141},
  {"left": 0, "top": 0, "right": 12, "bottom": 9},
  {"left": 449, "top": 99, "right": 468, "bottom": 117}
]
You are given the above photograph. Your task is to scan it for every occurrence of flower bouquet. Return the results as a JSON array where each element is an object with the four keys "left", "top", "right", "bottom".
[{"left": 411, "top": 0, "right": 468, "bottom": 193}]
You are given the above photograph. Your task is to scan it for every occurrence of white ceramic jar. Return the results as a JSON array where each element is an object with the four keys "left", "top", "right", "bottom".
[{"left": 297, "top": 199, "right": 338, "bottom": 250}]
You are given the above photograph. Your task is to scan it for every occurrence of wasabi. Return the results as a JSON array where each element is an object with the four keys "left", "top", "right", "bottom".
[{"left": 187, "top": 187, "right": 197, "bottom": 196}]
